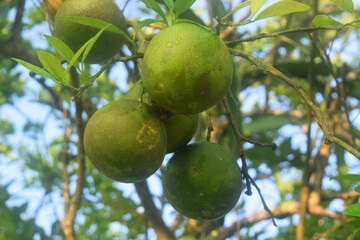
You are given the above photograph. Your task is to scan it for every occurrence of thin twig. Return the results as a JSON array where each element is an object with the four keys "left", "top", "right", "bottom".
[
  {"left": 222, "top": 95, "right": 277, "bottom": 149},
  {"left": 224, "top": 19, "right": 360, "bottom": 45},
  {"left": 313, "top": 41, "right": 356, "bottom": 145},
  {"left": 228, "top": 48, "right": 360, "bottom": 159},
  {"left": 206, "top": 111, "right": 214, "bottom": 142},
  {"left": 222, "top": 97, "right": 277, "bottom": 227},
  {"left": 72, "top": 53, "right": 144, "bottom": 99}
]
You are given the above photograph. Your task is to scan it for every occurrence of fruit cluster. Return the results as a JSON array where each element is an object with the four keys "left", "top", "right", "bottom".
[{"left": 52, "top": 0, "right": 242, "bottom": 220}]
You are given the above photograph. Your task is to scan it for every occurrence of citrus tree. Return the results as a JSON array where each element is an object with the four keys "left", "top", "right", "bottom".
[{"left": 0, "top": 0, "right": 360, "bottom": 239}]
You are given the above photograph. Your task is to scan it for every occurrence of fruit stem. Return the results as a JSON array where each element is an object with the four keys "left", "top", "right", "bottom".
[
  {"left": 222, "top": 95, "right": 278, "bottom": 227},
  {"left": 71, "top": 53, "right": 144, "bottom": 99},
  {"left": 206, "top": 111, "right": 214, "bottom": 142}
]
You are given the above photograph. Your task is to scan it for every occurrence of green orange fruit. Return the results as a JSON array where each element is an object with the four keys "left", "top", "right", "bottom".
[
  {"left": 46, "top": 0, "right": 65, "bottom": 23},
  {"left": 84, "top": 100, "right": 167, "bottom": 183},
  {"left": 164, "top": 114, "right": 199, "bottom": 153},
  {"left": 53, "top": 0, "right": 128, "bottom": 63},
  {"left": 162, "top": 142, "right": 242, "bottom": 220},
  {"left": 142, "top": 23, "right": 233, "bottom": 115},
  {"left": 124, "top": 81, "right": 199, "bottom": 153}
]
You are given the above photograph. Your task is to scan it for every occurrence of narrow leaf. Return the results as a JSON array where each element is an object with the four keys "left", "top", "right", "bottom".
[
  {"left": 164, "top": 0, "right": 175, "bottom": 12},
  {"left": 331, "top": 174, "right": 360, "bottom": 182},
  {"left": 251, "top": 0, "right": 267, "bottom": 16},
  {"left": 222, "top": 1, "right": 251, "bottom": 21},
  {"left": 344, "top": 203, "right": 360, "bottom": 217},
  {"left": 36, "top": 50, "right": 65, "bottom": 81},
  {"left": 66, "top": 39, "right": 91, "bottom": 72},
  {"left": 351, "top": 228, "right": 360, "bottom": 240},
  {"left": 312, "top": 15, "right": 343, "bottom": 27},
  {"left": 330, "top": 0, "right": 354, "bottom": 13},
  {"left": 175, "top": 0, "right": 196, "bottom": 17},
  {"left": 62, "top": 71, "right": 71, "bottom": 87},
  {"left": 141, "top": 0, "right": 168, "bottom": 25},
  {"left": 243, "top": 115, "right": 293, "bottom": 135},
  {"left": 12, "top": 58, "right": 59, "bottom": 83},
  {"left": 43, "top": 35, "right": 79, "bottom": 70},
  {"left": 174, "top": 19, "right": 212, "bottom": 32},
  {"left": 211, "top": 0, "right": 227, "bottom": 19},
  {"left": 134, "top": 19, "right": 162, "bottom": 33},
  {"left": 254, "top": 1, "right": 310, "bottom": 21},
  {"left": 55, "top": 16, "right": 132, "bottom": 43},
  {"left": 81, "top": 24, "right": 110, "bottom": 65}
]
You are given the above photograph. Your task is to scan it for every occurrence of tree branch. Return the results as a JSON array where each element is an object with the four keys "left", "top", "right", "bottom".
[
  {"left": 73, "top": 54, "right": 144, "bottom": 99},
  {"left": 217, "top": 188, "right": 359, "bottom": 240},
  {"left": 61, "top": 68, "right": 86, "bottom": 240},
  {"left": 217, "top": 201, "right": 299, "bottom": 240},
  {"left": 11, "top": 0, "right": 26, "bottom": 42},
  {"left": 0, "top": 39, "right": 41, "bottom": 66},
  {"left": 224, "top": 19, "right": 360, "bottom": 45},
  {"left": 228, "top": 48, "right": 360, "bottom": 159},
  {"left": 222, "top": 96, "right": 277, "bottom": 227},
  {"left": 134, "top": 180, "right": 175, "bottom": 240}
]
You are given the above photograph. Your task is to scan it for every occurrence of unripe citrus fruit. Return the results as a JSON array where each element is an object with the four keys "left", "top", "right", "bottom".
[
  {"left": 84, "top": 100, "right": 167, "bottom": 183},
  {"left": 162, "top": 142, "right": 242, "bottom": 220},
  {"left": 142, "top": 23, "right": 233, "bottom": 115},
  {"left": 46, "top": 0, "right": 65, "bottom": 23},
  {"left": 164, "top": 114, "right": 199, "bottom": 153},
  {"left": 124, "top": 81, "right": 199, "bottom": 153},
  {"left": 53, "top": 0, "right": 128, "bottom": 63}
]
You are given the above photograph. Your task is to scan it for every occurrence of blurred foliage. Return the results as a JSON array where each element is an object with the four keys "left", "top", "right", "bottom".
[{"left": 0, "top": 0, "right": 359, "bottom": 239}]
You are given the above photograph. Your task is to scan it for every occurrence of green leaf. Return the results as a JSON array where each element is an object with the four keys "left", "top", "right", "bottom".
[
  {"left": 331, "top": 174, "right": 360, "bottom": 182},
  {"left": 55, "top": 16, "right": 131, "bottom": 43},
  {"left": 355, "top": 185, "right": 360, "bottom": 193},
  {"left": 81, "top": 24, "right": 111, "bottom": 65},
  {"left": 12, "top": 58, "right": 59, "bottom": 83},
  {"left": 351, "top": 228, "right": 360, "bottom": 240},
  {"left": 66, "top": 39, "right": 91, "bottom": 72},
  {"left": 222, "top": 1, "right": 251, "bottom": 21},
  {"left": 344, "top": 203, "right": 360, "bottom": 217},
  {"left": 134, "top": 19, "right": 162, "bottom": 33},
  {"left": 174, "top": 19, "right": 212, "bottom": 32},
  {"left": 175, "top": 0, "right": 196, "bottom": 17},
  {"left": 345, "top": 218, "right": 360, "bottom": 230},
  {"left": 254, "top": 1, "right": 310, "bottom": 21},
  {"left": 211, "top": 0, "right": 227, "bottom": 19},
  {"left": 251, "top": 0, "right": 267, "bottom": 16},
  {"left": 330, "top": 0, "right": 354, "bottom": 13},
  {"left": 312, "top": 15, "right": 343, "bottom": 27},
  {"left": 141, "top": 0, "right": 168, "bottom": 25},
  {"left": 164, "top": 0, "right": 175, "bottom": 12},
  {"left": 243, "top": 115, "right": 294, "bottom": 135},
  {"left": 36, "top": 50, "right": 65, "bottom": 81},
  {"left": 43, "top": 35, "right": 79, "bottom": 70}
]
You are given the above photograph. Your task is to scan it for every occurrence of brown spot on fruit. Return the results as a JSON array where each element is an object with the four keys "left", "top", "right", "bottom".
[{"left": 84, "top": 100, "right": 167, "bottom": 183}]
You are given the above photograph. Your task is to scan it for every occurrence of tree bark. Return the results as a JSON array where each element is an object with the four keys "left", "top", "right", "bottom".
[
  {"left": 61, "top": 68, "right": 86, "bottom": 240},
  {"left": 135, "top": 180, "right": 175, "bottom": 240}
]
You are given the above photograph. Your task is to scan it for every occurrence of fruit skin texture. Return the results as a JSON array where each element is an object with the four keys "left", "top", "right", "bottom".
[
  {"left": 164, "top": 114, "right": 199, "bottom": 153},
  {"left": 46, "top": 0, "right": 65, "bottom": 23},
  {"left": 84, "top": 100, "right": 167, "bottom": 183},
  {"left": 124, "top": 81, "right": 199, "bottom": 153},
  {"left": 53, "top": 0, "right": 128, "bottom": 63},
  {"left": 162, "top": 142, "right": 242, "bottom": 220},
  {"left": 142, "top": 23, "right": 233, "bottom": 115}
]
